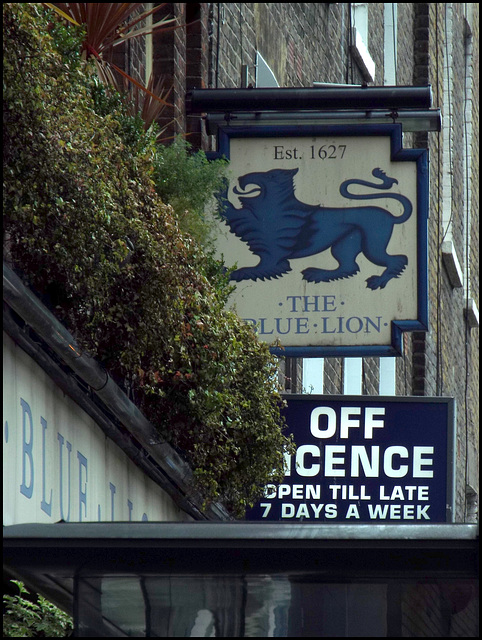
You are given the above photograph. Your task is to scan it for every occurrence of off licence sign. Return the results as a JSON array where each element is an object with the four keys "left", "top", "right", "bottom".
[{"left": 246, "top": 396, "right": 455, "bottom": 523}]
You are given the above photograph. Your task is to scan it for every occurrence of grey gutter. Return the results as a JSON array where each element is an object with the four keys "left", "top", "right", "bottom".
[
  {"left": 4, "top": 521, "right": 479, "bottom": 545},
  {"left": 3, "top": 262, "right": 232, "bottom": 522}
]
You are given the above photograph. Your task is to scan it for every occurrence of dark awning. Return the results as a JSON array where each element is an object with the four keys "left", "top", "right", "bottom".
[{"left": 4, "top": 522, "right": 478, "bottom": 637}]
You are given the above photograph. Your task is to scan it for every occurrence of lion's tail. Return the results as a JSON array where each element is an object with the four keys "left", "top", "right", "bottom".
[{"left": 340, "top": 168, "right": 413, "bottom": 224}]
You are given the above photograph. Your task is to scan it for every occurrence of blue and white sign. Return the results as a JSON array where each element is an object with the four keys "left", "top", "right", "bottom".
[
  {"left": 246, "top": 395, "right": 455, "bottom": 523},
  {"left": 215, "top": 124, "right": 428, "bottom": 357},
  {"left": 3, "top": 333, "right": 187, "bottom": 525}
]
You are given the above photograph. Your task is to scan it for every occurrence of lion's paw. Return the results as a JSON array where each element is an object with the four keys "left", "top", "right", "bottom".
[
  {"left": 366, "top": 275, "right": 388, "bottom": 290},
  {"left": 230, "top": 267, "right": 263, "bottom": 282},
  {"left": 302, "top": 268, "right": 332, "bottom": 283},
  {"left": 230, "top": 264, "right": 289, "bottom": 282}
]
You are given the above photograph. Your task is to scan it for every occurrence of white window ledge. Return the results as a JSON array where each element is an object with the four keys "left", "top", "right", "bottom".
[
  {"left": 350, "top": 27, "right": 376, "bottom": 83},
  {"left": 442, "top": 240, "right": 464, "bottom": 288},
  {"left": 465, "top": 298, "right": 479, "bottom": 329}
]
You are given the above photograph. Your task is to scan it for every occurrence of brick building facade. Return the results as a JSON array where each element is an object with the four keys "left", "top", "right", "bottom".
[
  {"left": 121, "top": 3, "right": 479, "bottom": 525},
  {"left": 3, "top": 5, "right": 478, "bottom": 636}
]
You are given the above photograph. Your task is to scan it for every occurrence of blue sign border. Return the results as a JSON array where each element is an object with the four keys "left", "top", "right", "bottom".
[
  {"left": 246, "top": 395, "right": 456, "bottom": 524},
  {"left": 213, "top": 123, "right": 429, "bottom": 358}
]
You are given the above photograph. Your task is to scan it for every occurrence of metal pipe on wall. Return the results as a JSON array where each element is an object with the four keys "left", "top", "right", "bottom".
[{"left": 186, "top": 85, "right": 433, "bottom": 113}]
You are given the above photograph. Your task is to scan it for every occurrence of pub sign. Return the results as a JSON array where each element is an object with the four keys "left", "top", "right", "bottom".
[
  {"left": 215, "top": 124, "right": 428, "bottom": 357},
  {"left": 246, "top": 395, "right": 455, "bottom": 523}
]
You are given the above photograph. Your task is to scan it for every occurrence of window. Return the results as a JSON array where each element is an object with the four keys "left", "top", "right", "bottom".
[
  {"left": 383, "top": 3, "right": 397, "bottom": 85},
  {"left": 379, "top": 357, "right": 396, "bottom": 395},
  {"left": 302, "top": 359, "right": 324, "bottom": 394},
  {"left": 350, "top": 3, "right": 376, "bottom": 82},
  {"left": 440, "top": 4, "right": 464, "bottom": 289},
  {"left": 343, "top": 357, "right": 362, "bottom": 395}
]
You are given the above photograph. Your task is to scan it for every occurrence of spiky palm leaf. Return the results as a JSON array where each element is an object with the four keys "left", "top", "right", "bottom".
[{"left": 43, "top": 3, "right": 178, "bottom": 112}]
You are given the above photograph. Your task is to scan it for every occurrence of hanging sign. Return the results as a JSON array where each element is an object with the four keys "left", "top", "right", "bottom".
[
  {"left": 215, "top": 124, "right": 428, "bottom": 357},
  {"left": 246, "top": 395, "right": 455, "bottom": 523}
]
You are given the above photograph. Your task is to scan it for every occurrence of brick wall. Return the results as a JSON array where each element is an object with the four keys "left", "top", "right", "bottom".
[
  {"left": 185, "top": 3, "right": 210, "bottom": 148},
  {"left": 466, "top": 3, "right": 479, "bottom": 523},
  {"left": 108, "top": 6, "right": 146, "bottom": 93},
  {"left": 150, "top": 3, "right": 186, "bottom": 141},
  {"left": 416, "top": 3, "right": 479, "bottom": 520}
]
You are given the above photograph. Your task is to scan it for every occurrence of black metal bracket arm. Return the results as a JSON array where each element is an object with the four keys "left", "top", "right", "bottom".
[{"left": 186, "top": 85, "right": 433, "bottom": 113}]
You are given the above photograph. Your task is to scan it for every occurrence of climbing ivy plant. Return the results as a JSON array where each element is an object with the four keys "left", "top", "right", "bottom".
[{"left": 3, "top": 3, "right": 294, "bottom": 517}]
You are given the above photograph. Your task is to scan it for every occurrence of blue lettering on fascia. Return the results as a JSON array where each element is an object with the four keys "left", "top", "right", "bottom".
[
  {"left": 57, "top": 433, "right": 72, "bottom": 521},
  {"left": 20, "top": 398, "right": 34, "bottom": 499},
  {"left": 77, "top": 451, "right": 88, "bottom": 521},
  {"left": 15, "top": 397, "right": 155, "bottom": 523},
  {"left": 40, "top": 416, "right": 53, "bottom": 516}
]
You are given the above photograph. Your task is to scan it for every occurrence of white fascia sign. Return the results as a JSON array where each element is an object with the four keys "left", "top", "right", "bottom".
[{"left": 3, "top": 333, "right": 185, "bottom": 525}]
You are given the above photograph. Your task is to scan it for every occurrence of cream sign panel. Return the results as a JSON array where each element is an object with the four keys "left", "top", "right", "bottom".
[
  {"left": 215, "top": 125, "right": 428, "bottom": 357},
  {"left": 3, "top": 334, "right": 186, "bottom": 525}
]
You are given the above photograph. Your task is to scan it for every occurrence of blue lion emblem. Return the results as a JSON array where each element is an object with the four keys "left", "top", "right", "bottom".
[{"left": 218, "top": 167, "right": 412, "bottom": 290}]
